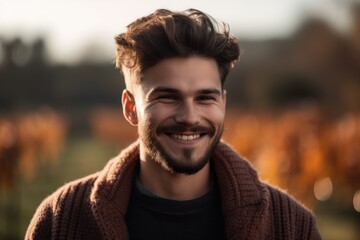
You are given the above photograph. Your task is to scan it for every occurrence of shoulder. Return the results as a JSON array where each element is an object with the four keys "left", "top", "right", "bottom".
[
  {"left": 49, "top": 172, "right": 99, "bottom": 209},
  {"left": 213, "top": 142, "right": 321, "bottom": 238},
  {"left": 264, "top": 184, "right": 321, "bottom": 239},
  {"left": 25, "top": 173, "right": 99, "bottom": 239},
  {"left": 265, "top": 184, "right": 313, "bottom": 218}
]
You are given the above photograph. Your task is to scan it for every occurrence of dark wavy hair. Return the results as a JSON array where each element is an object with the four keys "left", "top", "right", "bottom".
[{"left": 115, "top": 9, "right": 240, "bottom": 88}]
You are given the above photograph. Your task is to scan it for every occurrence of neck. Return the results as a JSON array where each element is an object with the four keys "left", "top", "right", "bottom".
[{"left": 139, "top": 148, "right": 211, "bottom": 201}]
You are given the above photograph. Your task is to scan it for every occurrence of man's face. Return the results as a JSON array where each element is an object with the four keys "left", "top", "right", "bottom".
[{"left": 126, "top": 56, "right": 226, "bottom": 175}]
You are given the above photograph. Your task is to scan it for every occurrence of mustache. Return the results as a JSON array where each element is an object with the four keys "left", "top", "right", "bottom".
[{"left": 157, "top": 124, "right": 215, "bottom": 135}]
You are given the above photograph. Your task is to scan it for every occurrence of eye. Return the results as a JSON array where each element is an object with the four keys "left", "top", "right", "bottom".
[
  {"left": 196, "top": 95, "right": 216, "bottom": 102},
  {"left": 159, "top": 95, "right": 176, "bottom": 99},
  {"left": 157, "top": 95, "right": 178, "bottom": 103}
]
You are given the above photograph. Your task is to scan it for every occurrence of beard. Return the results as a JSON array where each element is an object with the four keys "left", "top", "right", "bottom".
[{"left": 138, "top": 121, "right": 223, "bottom": 175}]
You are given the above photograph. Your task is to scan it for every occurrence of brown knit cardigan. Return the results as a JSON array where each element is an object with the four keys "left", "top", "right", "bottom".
[{"left": 26, "top": 141, "right": 321, "bottom": 239}]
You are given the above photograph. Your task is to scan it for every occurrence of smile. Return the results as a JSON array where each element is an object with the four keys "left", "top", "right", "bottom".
[{"left": 171, "top": 134, "right": 201, "bottom": 141}]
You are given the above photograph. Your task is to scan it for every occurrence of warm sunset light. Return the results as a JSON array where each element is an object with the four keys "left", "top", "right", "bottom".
[{"left": 0, "top": 0, "right": 353, "bottom": 64}]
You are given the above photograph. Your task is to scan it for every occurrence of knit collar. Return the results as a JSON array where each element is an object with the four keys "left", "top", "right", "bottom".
[
  {"left": 90, "top": 140, "right": 140, "bottom": 239},
  {"left": 212, "top": 142, "right": 270, "bottom": 239},
  {"left": 90, "top": 140, "right": 269, "bottom": 239}
]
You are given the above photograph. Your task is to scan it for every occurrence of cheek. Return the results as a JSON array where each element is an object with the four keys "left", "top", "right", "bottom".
[
  {"left": 201, "top": 106, "right": 225, "bottom": 126},
  {"left": 141, "top": 104, "right": 175, "bottom": 125}
]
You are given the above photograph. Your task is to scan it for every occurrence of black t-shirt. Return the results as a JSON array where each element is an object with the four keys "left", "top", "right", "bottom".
[{"left": 125, "top": 178, "right": 226, "bottom": 240}]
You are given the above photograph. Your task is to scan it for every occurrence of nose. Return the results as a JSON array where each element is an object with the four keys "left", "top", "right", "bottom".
[{"left": 174, "top": 100, "right": 200, "bottom": 125}]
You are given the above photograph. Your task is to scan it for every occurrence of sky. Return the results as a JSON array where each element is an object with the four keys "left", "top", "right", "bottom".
[{"left": 0, "top": 0, "right": 355, "bottom": 64}]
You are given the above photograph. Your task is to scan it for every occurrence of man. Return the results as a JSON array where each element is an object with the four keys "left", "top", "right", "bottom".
[{"left": 26, "top": 9, "right": 321, "bottom": 239}]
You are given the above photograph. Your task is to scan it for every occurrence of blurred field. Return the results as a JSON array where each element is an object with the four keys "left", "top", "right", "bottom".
[
  {"left": 0, "top": 126, "right": 122, "bottom": 239},
  {"left": 1, "top": 107, "right": 359, "bottom": 239}
]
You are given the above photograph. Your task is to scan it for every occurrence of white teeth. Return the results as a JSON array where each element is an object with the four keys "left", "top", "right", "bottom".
[{"left": 172, "top": 134, "right": 200, "bottom": 141}]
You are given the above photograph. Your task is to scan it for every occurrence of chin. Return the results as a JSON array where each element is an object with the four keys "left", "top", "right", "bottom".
[{"left": 160, "top": 150, "right": 212, "bottom": 175}]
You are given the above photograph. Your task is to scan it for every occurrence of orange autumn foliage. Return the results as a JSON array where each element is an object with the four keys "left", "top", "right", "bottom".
[
  {"left": 223, "top": 108, "right": 360, "bottom": 208},
  {"left": 0, "top": 109, "right": 67, "bottom": 189}
]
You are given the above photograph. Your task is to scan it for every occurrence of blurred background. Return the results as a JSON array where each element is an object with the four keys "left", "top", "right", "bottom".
[{"left": 1, "top": 0, "right": 360, "bottom": 239}]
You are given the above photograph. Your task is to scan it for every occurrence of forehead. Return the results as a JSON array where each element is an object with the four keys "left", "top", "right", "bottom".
[{"left": 138, "top": 57, "right": 221, "bottom": 94}]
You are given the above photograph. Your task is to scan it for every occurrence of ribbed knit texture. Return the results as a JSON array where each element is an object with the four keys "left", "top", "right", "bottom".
[{"left": 25, "top": 140, "right": 321, "bottom": 239}]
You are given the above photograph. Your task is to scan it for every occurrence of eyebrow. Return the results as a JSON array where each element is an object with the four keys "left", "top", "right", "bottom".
[
  {"left": 198, "top": 88, "right": 222, "bottom": 95},
  {"left": 149, "top": 87, "right": 222, "bottom": 96}
]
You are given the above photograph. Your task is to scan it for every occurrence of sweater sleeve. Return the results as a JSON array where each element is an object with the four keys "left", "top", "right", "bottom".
[
  {"left": 25, "top": 174, "right": 100, "bottom": 240},
  {"left": 293, "top": 197, "right": 322, "bottom": 240},
  {"left": 267, "top": 185, "right": 322, "bottom": 239},
  {"left": 307, "top": 213, "right": 322, "bottom": 240},
  {"left": 25, "top": 196, "right": 54, "bottom": 240}
]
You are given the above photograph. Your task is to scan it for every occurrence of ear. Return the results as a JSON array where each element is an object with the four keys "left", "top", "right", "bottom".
[{"left": 122, "top": 89, "right": 138, "bottom": 126}]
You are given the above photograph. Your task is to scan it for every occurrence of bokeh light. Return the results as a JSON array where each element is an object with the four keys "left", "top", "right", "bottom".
[
  {"left": 314, "top": 177, "right": 333, "bottom": 201},
  {"left": 353, "top": 190, "right": 360, "bottom": 212}
]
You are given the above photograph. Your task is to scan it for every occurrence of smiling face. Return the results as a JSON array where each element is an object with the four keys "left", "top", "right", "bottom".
[{"left": 123, "top": 56, "right": 226, "bottom": 175}]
